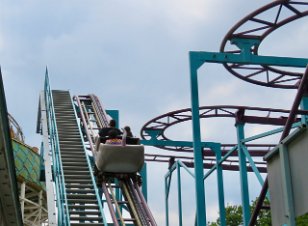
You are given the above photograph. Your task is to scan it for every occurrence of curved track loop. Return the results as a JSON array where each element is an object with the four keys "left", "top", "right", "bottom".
[
  {"left": 220, "top": 0, "right": 308, "bottom": 88},
  {"left": 141, "top": 105, "right": 308, "bottom": 151}
]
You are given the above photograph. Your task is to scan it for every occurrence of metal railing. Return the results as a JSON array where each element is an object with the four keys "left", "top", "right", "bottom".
[{"left": 43, "top": 71, "right": 70, "bottom": 226}]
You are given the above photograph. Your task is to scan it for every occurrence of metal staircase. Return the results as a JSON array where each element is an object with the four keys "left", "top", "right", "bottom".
[{"left": 52, "top": 90, "right": 106, "bottom": 226}]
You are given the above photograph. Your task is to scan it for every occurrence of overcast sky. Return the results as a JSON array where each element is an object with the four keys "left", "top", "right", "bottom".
[{"left": 1, "top": 0, "right": 307, "bottom": 225}]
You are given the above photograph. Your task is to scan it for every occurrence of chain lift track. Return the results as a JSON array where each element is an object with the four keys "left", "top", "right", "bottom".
[
  {"left": 74, "top": 94, "right": 157, "bottom": 226},
  {"left": 40, "top": 77, "right": 156, "bottom": 226}
]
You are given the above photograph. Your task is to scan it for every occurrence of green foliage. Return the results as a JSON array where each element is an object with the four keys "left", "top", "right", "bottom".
[
  {"left": 225, "top": 205, "right": 243, "bottom": 226},
  {"left": 208, "top": 197, "right": 271, "bottom": 226},
  {"left": 296, "top": 213, "right": 308, "bottom": 226},
  {"left": 208, "top": 198, "right": 308, "bottom": 226},
  {"left": 251, "top": 198, "right": 271, "bottom": 226}
]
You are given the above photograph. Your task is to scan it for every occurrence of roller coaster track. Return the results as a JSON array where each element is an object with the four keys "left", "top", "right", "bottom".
[
  {"left": 74, "top": 94, "right": 157, "bottom": 226},
  {"left": 38, "top": 70, "right": 156, "bottom": 225},
  {"left": 220, "top": 0, "right": 308, "bottom": 88},
  {"left": 140, "top": 105, "right": 308, "bottom": 173},
  {"left": 141, "top": 105, "right": 308, "bottom": 151},
  {"left": 45, "top": 90, "right": 107, "bottom": 226}
]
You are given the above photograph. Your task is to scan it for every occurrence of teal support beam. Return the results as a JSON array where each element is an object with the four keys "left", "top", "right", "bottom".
[
  {"left": 242, "top": 121, "right": 302, "bottom": 143},
  {"left": 213, "top": 144, "right": 226, "bottom": 226},
  {"left": 204, "top": 146, "right": 237, "bottom": 180},
  {"left": 165, "top": 172, "right": 172, "bottom": 226},
  {"left": 300, "top": 93, "right": 308, "bottom": 124},
  {"left": 241, "top": 145, "right": 264, "bottom": 186},
  {"left": 165, "top": 163, "right": 176, "bottom": 226},
  {"left": 189, "top": 52, "right": 207, "bottom": 226},
  {"left": 279, "top": 144, "right": 296, "bottom": 226},
  {"left": 177, "top": 162, "right": 183, "bottom": 226},
  {"left": 178, "top": 160, "right": 195, "bottom": 178},
  {"left": 236, "top": 123, "right": 251, "bottom": 226},
  {"left": 203, "top": 146, "right": 237, "bottom": 180},
  {"left": 190, "top": 51, "right": 308, "bottom": 68},
  {"left": 140, "top": 163, "right": 148, "bottom": 200}
]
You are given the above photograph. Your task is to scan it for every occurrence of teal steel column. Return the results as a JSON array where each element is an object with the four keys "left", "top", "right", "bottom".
[
  {"left": 279, "top": 144, "right": 296, "bottom": 226},
  {"left": 165, "top": 174, "right": 171, "bottom": 226},
  {"left": 177, "top": 162, "right": 183, "bottom": 226},
  {"left": 189, "top": 52, "right": 207, "bottom": 225},
  {"left": 235, "top": 123, "right": 250, "bottom": 226},
  {"left": 214, "top": 145, "right": 226, "bottom": 226},
  {"left": 140, "top": 163, "right": 148, "bottom": 200},
  {"left": 300, "top": 93, "right": 308, "bottom": 124}
]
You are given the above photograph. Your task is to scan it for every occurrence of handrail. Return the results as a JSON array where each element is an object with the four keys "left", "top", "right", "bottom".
[
  {"left": 90, "top": 94, "right": 109, "bottom": 127},
  {"left": 43, "top": 71, "right": 70, "bottom": 226}
]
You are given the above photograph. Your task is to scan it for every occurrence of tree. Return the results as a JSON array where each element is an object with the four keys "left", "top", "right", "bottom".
[
  {"left": 251, "top": 197, "right": 271, "bottom": 226},
  {"left": 208, "top": 197, "right": 308, "bottom": 226},
  {"left": 208, "top": 197, "right": 271, "bottom": 226}
]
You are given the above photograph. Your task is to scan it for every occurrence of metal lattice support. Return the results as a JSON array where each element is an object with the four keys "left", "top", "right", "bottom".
[{"left": 18, "top": 181, "right": 48, "bottom": 226}]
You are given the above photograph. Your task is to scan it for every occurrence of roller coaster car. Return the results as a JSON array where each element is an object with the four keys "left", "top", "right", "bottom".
[{"left": 95, "top": 144, "right": 144, "bottom": 173}]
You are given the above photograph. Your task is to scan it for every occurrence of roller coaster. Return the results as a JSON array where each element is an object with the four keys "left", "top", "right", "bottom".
[
  {"left": 1, "top": 1, "right": 308, "bottom": 226},
  {"left": 36, "top": 81, "right": 157, "bottom": 226}
]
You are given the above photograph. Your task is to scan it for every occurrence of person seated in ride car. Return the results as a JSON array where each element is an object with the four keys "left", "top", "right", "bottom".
[
  {"left": 99, "top": 119, "right": 122, "bottom": 143},
  {"left": 105, "top": 129, "right": 122, "bottom": 145},
  {"left": 123, "top": 126, "right": 133, "bottom": 137}
]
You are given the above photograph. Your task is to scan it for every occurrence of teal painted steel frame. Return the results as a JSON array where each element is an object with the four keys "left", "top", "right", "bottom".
[
  {"left": 279, "top": 143, "right": 296, "bottom": 226},
  {"left": 140, "top": 163, "right": 148, "bottom": 200},
  {"left": 203, "top": 146, "right": 238, "bottom": 180},
  {"left": 189, "top": 40, "right": 308, "bottom": 225},
  {"left": 164, "top": 156, "right": 226, "bottom": 226},
  {"left": 236, "top": 123, "right": 251, "bottom": 226},
  {"left": 165, "top": 164, "right": 174, "bottom": 226},
  {"left": 165, "top": 160, "right": 195, "bottom": 226},
  {"left": 177, "top": 162, "right": 183, "bottom": 226},
  {"left": 158, "top": 121, "right": 305, "bottom": 226},
  {"left": 300, "top": 95, "right": 308, "bottom": 124},
  {"left": 213, "top": 143, "right": 226, "bottom": 226},
  {"left": 189, "top": 56, "right": 207, "bottom": 226},
  {"left": 241, "top": 145, "right": 264, "bottom": 186}
]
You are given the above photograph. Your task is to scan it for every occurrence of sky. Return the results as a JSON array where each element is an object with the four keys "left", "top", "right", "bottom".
[{"left": 1, "top": 0, "right": 307, "bottom": 225}]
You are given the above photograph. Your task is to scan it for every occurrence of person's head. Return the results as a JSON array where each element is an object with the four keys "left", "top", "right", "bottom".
[
  {"left": 124, "top": 126, "right": 131, "bottom": 132},
  {"left": 109, "top": 119, "right": 116, "bottom": 128},
  {"left": 124, "top": 126, "right": 133, "bottom": 137},
  {"left": 108, "top": 129, "right": 119, "bottom": 139}
]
